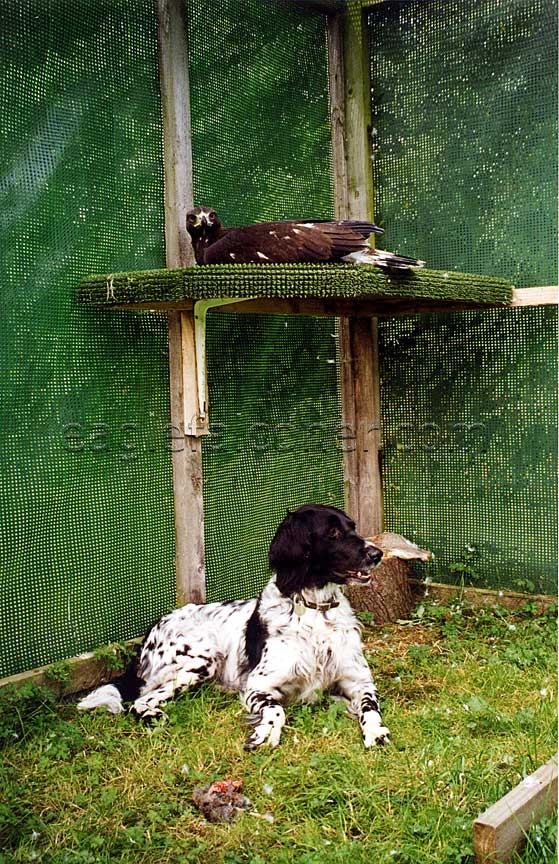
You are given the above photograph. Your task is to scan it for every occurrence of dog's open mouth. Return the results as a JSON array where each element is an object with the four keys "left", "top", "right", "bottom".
[{"left": 345, "top": 569, "right": 373, "bottom": 585}]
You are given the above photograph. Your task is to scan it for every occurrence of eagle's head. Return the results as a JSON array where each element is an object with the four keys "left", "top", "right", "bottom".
[{"left": 186, "top": 206, "right": 222, "bottom": 239}]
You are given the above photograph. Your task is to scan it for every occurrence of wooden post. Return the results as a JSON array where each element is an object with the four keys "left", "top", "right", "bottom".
[
  {"left": 327, "top": 1, "right": 383, "bottom": 536},
  {"left": 473, "top": 757, "right": 558, "bottom": 863},
  {"left": 157, "top": 0, "right": 205, "bottom": 604}
]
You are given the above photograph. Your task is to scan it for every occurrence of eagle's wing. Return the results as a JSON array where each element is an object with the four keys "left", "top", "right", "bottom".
[{"left": 201, "top": 220, "right": 382, "bottom": 265}]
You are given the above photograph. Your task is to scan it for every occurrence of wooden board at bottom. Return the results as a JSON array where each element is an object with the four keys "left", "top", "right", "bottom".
[{"left": 473, "top": 756, "right": 558, "bottom": 863}]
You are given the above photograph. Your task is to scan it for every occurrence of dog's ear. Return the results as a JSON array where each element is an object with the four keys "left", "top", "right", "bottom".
[{"left": 269, "top": 510, "right": 312, "bottom": 596}]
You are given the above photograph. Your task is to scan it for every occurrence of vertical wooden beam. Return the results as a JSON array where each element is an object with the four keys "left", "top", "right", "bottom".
[
  {"left": 157, "top": 0, "right": 205, "bottom": 604},
  {"left": 327, "top": 1, "right": 383, "bottom": 536},
  {"left": 327, "top": 12, "right": 349, "bottom": 220},
  {"left": 340, "top": 0, "right": 375, "bottom": 219}
]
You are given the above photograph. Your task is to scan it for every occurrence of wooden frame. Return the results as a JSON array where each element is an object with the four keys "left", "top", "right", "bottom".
[{"left": 155, "top": 0, "right": 393, "bottom": 601}]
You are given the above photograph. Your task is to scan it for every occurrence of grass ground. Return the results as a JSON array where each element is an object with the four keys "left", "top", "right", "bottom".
[{"left": 0, "top": 598, "right": 556, "bottom": 864}]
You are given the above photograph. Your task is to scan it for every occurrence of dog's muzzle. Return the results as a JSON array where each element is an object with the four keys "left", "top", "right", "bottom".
[{"left": 345, "top": 544, "right": 382, "bottom": 585}]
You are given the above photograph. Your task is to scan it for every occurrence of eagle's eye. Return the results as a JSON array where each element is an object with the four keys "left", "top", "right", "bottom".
[
  {"left": 328, "top": 527, "right": 343, "bottom": 541},
  {"left": 209, "top": 212, "right": 217, "bottom": 222}
]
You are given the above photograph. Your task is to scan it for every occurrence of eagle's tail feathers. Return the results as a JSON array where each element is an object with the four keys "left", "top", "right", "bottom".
[{"left": 343, "top": 249, "right": 426, "bottom": 270}]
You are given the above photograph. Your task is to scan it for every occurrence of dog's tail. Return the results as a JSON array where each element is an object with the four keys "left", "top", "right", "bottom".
[{"left": 77, "top": 646, "right": 143, "bottom": 714}]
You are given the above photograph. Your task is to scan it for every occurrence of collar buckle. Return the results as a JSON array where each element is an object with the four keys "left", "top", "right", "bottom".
[{"left": 292, "top": 592, "right": 340, "bottom": 616}]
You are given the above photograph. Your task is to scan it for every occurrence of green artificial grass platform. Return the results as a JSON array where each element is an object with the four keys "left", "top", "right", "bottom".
[{"left": 78, "top": 262, "right": 514, "bottom": 314}]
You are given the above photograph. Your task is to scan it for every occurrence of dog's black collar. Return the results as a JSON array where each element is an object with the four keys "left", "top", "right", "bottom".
[{"left": 292, "top": 592, "right": 340, "bottom": 616}]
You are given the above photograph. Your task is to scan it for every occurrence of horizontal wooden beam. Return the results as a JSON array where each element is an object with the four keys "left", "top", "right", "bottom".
[
  {"left": 473, "top": 757, "right": 558, "bottom": 863},
  {"left": 511, "top": 286, "right": 558, "bottom": 306}
]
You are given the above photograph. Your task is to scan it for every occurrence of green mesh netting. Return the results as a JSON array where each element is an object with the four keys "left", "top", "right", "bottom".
[
  {"left": 0, "top": 0, "right": 175, "bottom": 677},
  {"left": 369, "top": 0, "right": 557, "bottom": 592},
  {"left": 1, "top": 0, "right": 556, "bottom": 680},
  {"left": 187, "top": 0, "right": 346, "bottom": 601},
  {"left": 1, "top": 0, "right": 345, "bottom": 677}
]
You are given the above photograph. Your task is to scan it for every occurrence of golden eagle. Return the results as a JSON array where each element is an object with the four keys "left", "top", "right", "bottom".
[{"left": 187, "top": 206, "right": 424, "bottom": 269}]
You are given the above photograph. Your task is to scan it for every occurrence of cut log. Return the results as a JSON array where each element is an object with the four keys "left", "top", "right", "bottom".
[{"left": 346, "top": 532, "right": 431, "bottom": 624}]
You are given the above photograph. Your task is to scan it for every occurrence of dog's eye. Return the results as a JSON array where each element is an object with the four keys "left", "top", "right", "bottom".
[{"left": 328, "top": 527, "right": 342, "bottom": 540}]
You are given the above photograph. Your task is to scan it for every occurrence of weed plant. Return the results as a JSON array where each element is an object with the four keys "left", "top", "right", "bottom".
[{"left": 0, "top": 600, "right": 556, "bottom": 864}]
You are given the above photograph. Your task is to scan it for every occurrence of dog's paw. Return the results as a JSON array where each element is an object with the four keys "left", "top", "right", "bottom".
[
  {"left": 244, "top": 717, "right": 284, "bottom": 750},
  {"left": 133, "top": 698, "right": 165, "bottom": 721},
  {"left": 363, "top": 724, "right": 391, "bottom": 748},
  {"left": 244, "top": 724, "right": 282, "bottom": 750}
]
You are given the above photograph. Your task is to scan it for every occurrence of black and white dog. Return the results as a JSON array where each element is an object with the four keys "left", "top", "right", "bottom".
[{"left": 78, "top": 504, "right": 390, "bottom": 749}]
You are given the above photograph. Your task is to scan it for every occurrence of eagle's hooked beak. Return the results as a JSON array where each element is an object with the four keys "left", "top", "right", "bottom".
[{"left": 198, "top": 211, "right": 213, "bottom": 228}]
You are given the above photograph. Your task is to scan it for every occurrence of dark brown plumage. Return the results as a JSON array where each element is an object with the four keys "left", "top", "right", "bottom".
[{"left": 186, "top": 206, "right": 425, "bottom": 269}]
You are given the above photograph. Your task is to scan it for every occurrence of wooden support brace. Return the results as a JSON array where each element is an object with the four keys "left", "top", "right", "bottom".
[
  {"left": 473, "top": 757, "right": 558, "bottom": 863},
  {"left": 191, "top": 298, "right": 254, "bottom": 433}
]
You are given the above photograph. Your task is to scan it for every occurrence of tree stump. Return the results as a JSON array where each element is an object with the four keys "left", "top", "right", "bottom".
[{"left": 346, "top": 533, "right": 432, "bottom": 625}]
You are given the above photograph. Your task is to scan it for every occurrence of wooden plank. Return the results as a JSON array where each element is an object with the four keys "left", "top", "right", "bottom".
[
  {"left": 0, "top": 640, "right": 142, "bottom": 697},
  {"left": 328, "top": 2, "right": 383, "bottom": 534},
  {"left": 408, "top": 580, "right": 557, "bottom": 615},
  {"left": 473, "top": 757, "right": 558, "bottom": 863},
  {"left": 341, "top": 1, "right": 375, "bottom": 218},
  {"left": 78, "top": 265, "right": 515, "bottom": 310},
  {"left": 157, "top": 0, "right": 206, "bottom": 605},
  {"left": 82, "top": 283, "right": 557, "bottom": 318},
  {"left": 180, "top": 311, "right": 201, "bottom": 434},
  {"left": 511, "top": 286, "right": 558, "bottom": 306},
  {"left": 98, "top": 294, "right": 515, "bottom": 317}
]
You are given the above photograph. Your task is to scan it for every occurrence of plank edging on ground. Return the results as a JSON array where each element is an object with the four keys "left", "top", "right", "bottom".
[
  {"left": 409, "top": 580, "right": 555, "bottom": 614},
  {"left": 473, "top": 756, "right": 558, "bottom": 863}
]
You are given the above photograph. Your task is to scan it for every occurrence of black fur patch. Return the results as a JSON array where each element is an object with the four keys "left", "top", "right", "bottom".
[
  {"left": 111, "top": 646, "right": 144, "bottom": 703},
  {"left": 244, "top": 601, "right": 268, "bottom": 671}
]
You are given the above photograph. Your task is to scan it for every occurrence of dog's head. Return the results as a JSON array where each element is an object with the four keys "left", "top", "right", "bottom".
[{"left": 269, "top": 504, "right": 382, "bottom": 596}]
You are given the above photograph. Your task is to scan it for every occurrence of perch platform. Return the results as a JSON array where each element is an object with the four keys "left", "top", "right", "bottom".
[{"left": 78, "top": 261, "right": 514, "bottom": 315}]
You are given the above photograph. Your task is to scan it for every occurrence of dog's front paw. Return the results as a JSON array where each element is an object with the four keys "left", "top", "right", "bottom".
[
  {"left": 244, "top": 722, "right": 282, "bottom": 750},
  {"left": 363, "top": 724, "right": 391, "bottom": 748},
  {"left": 243, "top": 700, "right": 285, "bottom": 750},
  {"left": 133, "top": 698, "right": 165, "bottom": 721}
]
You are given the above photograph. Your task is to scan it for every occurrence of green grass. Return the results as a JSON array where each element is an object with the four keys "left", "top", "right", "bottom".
[{"left": 0, "top": 600, "right": 556, "bottom": 864}]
